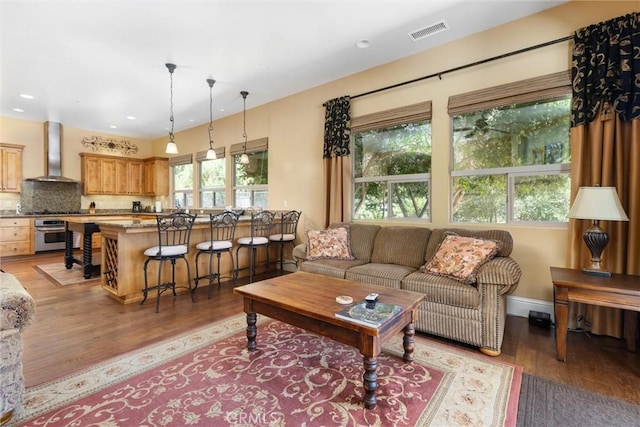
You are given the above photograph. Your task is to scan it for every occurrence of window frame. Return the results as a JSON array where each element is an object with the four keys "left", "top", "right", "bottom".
[
  {"left": 169, "top": 154, "right": 193, "bottom": 209},
  {"left": 351, "top": 101, "right": 433, "bottom": 222},
  {"left": 448, "top": 71, "right": 572, "bottom": 226},
  {"left": 230, "top": 138, "right": 268, "bottom": 208},
  {"left": 196, "top": 147, "right": 226, "bottom": 208}
]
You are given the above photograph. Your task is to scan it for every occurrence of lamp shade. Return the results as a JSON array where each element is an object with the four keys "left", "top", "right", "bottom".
[
  {"left": 568, "top": 187, "right": 629, "bottom": 221},
  {"left": 165, "top": 141, "right": 178, "bottom": 154}
]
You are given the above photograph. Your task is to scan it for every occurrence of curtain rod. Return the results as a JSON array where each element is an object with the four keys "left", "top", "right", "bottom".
[{"left": 351, "top": 35, "right": 572, "bottom": 100}]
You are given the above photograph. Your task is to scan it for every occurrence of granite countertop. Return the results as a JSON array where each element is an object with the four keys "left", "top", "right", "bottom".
[{"left": 94, "top": 215, "right": 253, "bottom": 229}]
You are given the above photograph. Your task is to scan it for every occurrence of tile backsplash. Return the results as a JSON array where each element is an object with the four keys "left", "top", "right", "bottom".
[{"left": 21, "top": 181, "right": 82, "bottom": 213}]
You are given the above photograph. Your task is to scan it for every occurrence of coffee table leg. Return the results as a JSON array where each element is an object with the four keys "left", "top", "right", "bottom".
[
  {"left": 403, "top": 322, "right": 415, "bottom": 362},
  {"left": 246, "top": 312, "right": 257, "bottom": 351},
  {"left": 363, "top": 356, "right": 378, "bottom": 409}
]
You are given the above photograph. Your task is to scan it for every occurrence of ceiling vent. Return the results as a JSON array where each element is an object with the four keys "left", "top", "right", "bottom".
[{"left": 408, "top": 20, "right": 449, "bottom": 42}]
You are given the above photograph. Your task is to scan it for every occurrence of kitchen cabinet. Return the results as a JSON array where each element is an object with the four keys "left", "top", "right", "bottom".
[
  {"left": 0, "top": 218, "right": 33, "bottom": 257},
  {"left": 80, "top": 154, "right": 116, "bottom": 195},
  {"left": 144, "top": 157, "right": 169, "bottom": 196},
  {"left": 81, "top": 154, "right": 166, "bottom": 196},
  {"left": 116, "top": 159, "right": 143, "bottom": 195},
  {"left": 0, "top": 143, "right": 24, "bottom": 193}
]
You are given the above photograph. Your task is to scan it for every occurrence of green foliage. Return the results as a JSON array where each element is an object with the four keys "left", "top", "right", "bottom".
[
  {"left": 353, "top": 121, "right": 431, "bottom": 219},
  {"left": 452, "top": 96, "right": 572, "bottom": 223}
]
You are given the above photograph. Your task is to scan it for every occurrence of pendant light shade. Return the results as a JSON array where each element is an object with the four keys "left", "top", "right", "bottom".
[
  {"left": 165, "top": 63, "right": 179, "bottom": 154},
  {"left": 205, "top": 78, "right": 217, "bottom": 160},
  {"left": 240, "top": 90, "right": 250, "bottom": 165}
]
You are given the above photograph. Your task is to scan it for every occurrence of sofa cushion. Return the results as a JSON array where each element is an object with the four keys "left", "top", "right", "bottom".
[
  {"left": 402, "top": 271, "right": 480, "bottom": 309},
  {"left": 421, "top": 234, "right": 500, "bottom": 284},
  {"left": 425, "top": 228, "right": 513, "bottom": 261},
  {"left": 370, "top": 226, "right": 431, "bottom": 268},
  {"left": 330, "top": 223, "right": 381, "bottom": 262},
  {"left": 305, "top": 226, "right": 355, "bottom": 261},
  {"left": 300, "top": 258, "right": 368, "bottom": 279},
  {"left": 345, "top": 263, "right": 416, "bottom": 289}
]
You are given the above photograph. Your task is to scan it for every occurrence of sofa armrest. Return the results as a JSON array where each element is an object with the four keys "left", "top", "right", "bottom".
[
  {"left": 476, "top": 257, "right": 522, "bottom": 296},
  {"left": 0, "top": 273, "right": 36, "bottom": 332},
  {"left": 293, "top": 243, "right": 307, "bottom": 264}
]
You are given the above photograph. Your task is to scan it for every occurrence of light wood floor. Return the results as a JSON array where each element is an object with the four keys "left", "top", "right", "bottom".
[{"left": 3, "top": 252, "right": 639, "bottom": 405}]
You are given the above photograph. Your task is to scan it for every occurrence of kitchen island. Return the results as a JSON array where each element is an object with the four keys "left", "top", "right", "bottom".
[
  {"left": 93, "top": 215, "right": 276, "bottom": 304},
  {"left": 61, "top": 215, "right": 135, "bottom": 279}
]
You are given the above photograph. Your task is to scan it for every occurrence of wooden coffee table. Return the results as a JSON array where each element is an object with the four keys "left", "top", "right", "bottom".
[{"left": 233, "top": 271, "right": 425, "bottom": 409}]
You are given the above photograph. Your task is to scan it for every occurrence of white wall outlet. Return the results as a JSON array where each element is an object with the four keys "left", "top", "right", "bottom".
[{"left": 283, "top": 200, "right": 288, "bottom": 208}]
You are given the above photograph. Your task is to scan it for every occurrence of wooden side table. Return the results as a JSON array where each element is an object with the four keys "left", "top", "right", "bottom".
[{"left": 551, "top": 266, "right": 640, "bottom": 362}]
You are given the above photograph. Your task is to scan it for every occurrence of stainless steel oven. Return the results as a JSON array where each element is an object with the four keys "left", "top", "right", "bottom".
[{"left": 34, "top": 219, "right": 67, "bottom": 252}]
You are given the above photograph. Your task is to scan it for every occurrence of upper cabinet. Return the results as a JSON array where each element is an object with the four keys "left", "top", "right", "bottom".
[
  {"left": 0, "top": 143, "right": 24, "bottom": 193},
  {"left": 143, "top": 157, "right": 169, "bottom": 196},
  {"left": 116, "top": 159, "right": 144, "bottom": 195},
  {"left": 81, "top": 154, "right": 166, "bottom": 196}
]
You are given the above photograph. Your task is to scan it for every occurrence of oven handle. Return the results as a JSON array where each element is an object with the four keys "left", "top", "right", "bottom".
[{"left": 35, "top": 227, "right": 67, "bottom": 232}]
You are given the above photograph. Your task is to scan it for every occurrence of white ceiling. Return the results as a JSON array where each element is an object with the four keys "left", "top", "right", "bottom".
[{"left": 1, "top": 0, "right": 566, "bottom": 140}]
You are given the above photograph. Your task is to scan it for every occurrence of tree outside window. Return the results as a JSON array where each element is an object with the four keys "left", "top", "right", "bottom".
[
  {"left": 199, "top": 158, "right": 225, "bottom": 208},
  {"left": 233, "top": 150, "right": 268, "bottom": 208},
  {"left": 451, "top": 96, "right": 571, "bottom": 224},
  {"left": 353, "top": 121, "right": 432, "bottom": 220},
  {"left": 172, "top": 163, "right": 193, "bottom": 209}
]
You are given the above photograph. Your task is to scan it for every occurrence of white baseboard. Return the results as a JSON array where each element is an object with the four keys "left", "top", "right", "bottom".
[{"left": 506, "top": 295, "right": 555, "bottom": 324}]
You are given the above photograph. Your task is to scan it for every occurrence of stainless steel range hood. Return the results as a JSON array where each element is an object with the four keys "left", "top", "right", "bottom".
[{"left": 26, "top": 121, "right": 78, "bottom": 182}]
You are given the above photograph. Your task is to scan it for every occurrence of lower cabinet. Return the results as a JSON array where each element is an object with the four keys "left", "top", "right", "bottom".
[{"left": 0, "top": 218, "right": 33, "bottom": 257}]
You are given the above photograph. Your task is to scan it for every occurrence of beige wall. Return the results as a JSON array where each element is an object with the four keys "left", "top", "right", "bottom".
[
  {"left": 2, "top": 1, "right": 636, "bottom": 304},
  {"left": 0, "top": 116, "right": 156, "bottom": 209}
]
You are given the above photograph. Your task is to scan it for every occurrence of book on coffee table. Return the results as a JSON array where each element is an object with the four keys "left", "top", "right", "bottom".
[{"left": 335, "top": 300, "right": 402, "bottom": 327}]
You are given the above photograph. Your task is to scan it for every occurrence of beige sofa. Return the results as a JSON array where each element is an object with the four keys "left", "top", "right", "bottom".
[
  {"left": 0, "top": 271, "right": 36, "bottom": 425},
  {"left": 292, "top": 223, "right": 521, "bottom": 356}
]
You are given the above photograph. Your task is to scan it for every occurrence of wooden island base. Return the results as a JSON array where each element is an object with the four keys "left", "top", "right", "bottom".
[{"left": 94, "top": 216, "right": 278, "bottom": 304}]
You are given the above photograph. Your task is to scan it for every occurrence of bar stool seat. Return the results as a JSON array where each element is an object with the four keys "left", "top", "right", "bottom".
[
  {"left": 234, "top": 210, "right": 275, "bottom": 283},
  {"left": 194, "top": 211, "right": 238, "bottom": 298},
  {"left": 269, "top": 210, "right": 301, "bottom": 271},
  {"left": 142, "top": 212, "right": 197, "bottom": 313}
]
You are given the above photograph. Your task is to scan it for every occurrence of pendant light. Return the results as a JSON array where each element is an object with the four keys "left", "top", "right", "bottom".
[
  {"left": 239, "top": 90, "right": 250, "bottom": 165},
  {"left": 205, "top": 78, "right": 217, "bottom": 160},
  {"left": 164, "top": 63, "right": 179, "bottom": 154}
]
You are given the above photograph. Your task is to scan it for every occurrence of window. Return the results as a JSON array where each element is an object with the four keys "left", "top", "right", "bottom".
[
  {"left": 351, "top": 101, "right": 432, "bottom": 220},
  {"left": 449, "top": 71, "right": 571, "bottom": 224},
  {"left": 170, "top": 154, "right": 193, "bottom": 209},
  {"left": 197, "top": 148, "right": 226, "bottom": 208},
  {"left": 231, "top": 138, "right": 268, "bottom": 208}
]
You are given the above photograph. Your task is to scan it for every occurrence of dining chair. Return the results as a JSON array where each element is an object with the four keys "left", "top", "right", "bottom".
[
  {"left": 234, "top": 210, "right": 276, "bottom": 283},
  {"left": 142, "top": 211, "right": 197, "bottom": 313},
  {"left": 193, "top": 211, "right": 239, "bottom": 298},
  {"left": 269, "top": 210, "right": 301, "bottom": 272}
]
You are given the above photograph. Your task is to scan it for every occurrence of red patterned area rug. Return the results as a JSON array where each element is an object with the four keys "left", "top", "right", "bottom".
[{"left": 16, "top": 314, "right": 522, "bottom": 426}]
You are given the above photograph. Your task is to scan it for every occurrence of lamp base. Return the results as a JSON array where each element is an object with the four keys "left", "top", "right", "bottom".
[{"left": 582, "top": 267, "right": 612, "bottom": 277}]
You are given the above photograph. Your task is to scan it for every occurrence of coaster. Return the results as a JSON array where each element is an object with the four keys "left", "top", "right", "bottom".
[{"left": 336, "top": 295, "right": 353, "bottom": 305}]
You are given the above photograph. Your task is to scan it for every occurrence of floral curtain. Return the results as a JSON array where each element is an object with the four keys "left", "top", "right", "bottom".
[
  {"left": 323, "top": 96, "right": 351, "bottom": 226},
  {"left": 568, "top": 12, "right": 640, "bottom": 338},
  {"left": 572, "top": 12, "right": 639, "bottom": 126}
]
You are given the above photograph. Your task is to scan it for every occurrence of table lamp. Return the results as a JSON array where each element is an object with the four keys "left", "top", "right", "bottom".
[{"left": 568, "top": 186, "right": 629, "bottom": 277}]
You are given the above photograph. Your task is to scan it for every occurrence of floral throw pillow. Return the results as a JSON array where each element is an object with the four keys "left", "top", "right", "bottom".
[
  {"left": 421, "top": 234, "right": 501, "bottom": 284},
  {"left": 306, "top": 226, "right": 355, "bottom": 261}
]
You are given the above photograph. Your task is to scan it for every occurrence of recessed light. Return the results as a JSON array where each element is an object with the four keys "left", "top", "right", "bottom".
[
  {"left": 188, "top": 119, "right": 194, "bottom": 122},
  {"left": 20, "top": 94, "right": 34, "bottom": 99},
  {"left": 110, "top": 125, "right": 118, "bottom": 129},
  {"left": 219, "top": 108, "right": 225, "bottom": 112},
  {"left": 126, "top": 116, "right": 136, "bottom": 120},
  {"left": 12, "top": 108, "right": 24, "bottom": 112},
  {"left": 356, "top": 39, "right": 371, "bottom": 49}
]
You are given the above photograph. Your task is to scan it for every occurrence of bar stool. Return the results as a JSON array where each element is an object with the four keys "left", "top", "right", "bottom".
[
  {"left": 193, "top": 211, "right": 238, "bottom": 298},
  {"left": 142, "top": 212, "right": 197, "bottom": 313},
  {"left": 269, "top": 210, "right": 301, "bottom": 271},
  {"left": 235, "top": 210, "right": 275, "bottom": 283}
]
